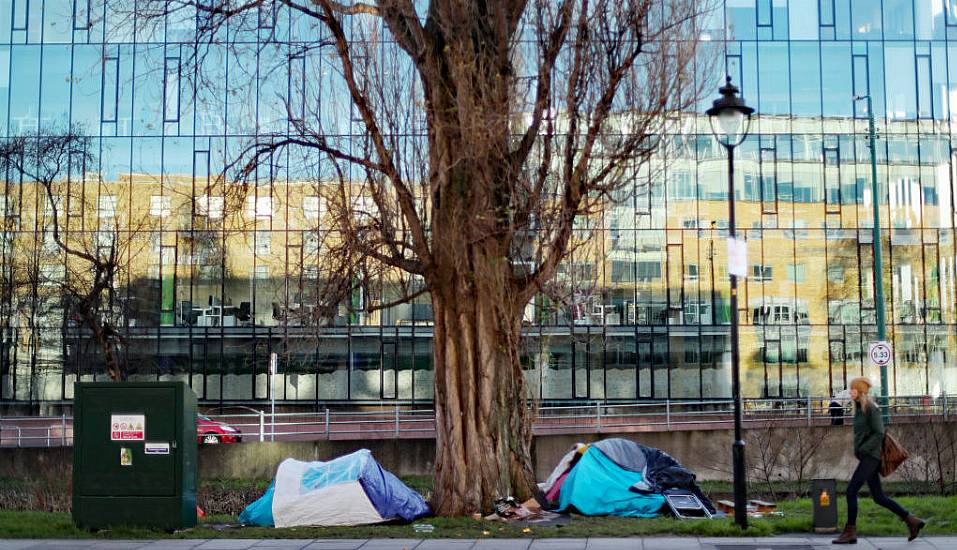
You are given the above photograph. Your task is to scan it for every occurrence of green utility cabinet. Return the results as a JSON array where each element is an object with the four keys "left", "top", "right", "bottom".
[{"left": 72, "top": 381, "right": 198, "bottom": 530}]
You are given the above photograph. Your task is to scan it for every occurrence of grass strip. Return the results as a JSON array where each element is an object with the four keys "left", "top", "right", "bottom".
[{"left": 1, "top": 496, "right": 955, "bottom": 539}]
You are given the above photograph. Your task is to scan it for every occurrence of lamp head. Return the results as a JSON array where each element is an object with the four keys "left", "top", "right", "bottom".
[{"left": 706, "top": 76, "right": 754, "bottom": 148}]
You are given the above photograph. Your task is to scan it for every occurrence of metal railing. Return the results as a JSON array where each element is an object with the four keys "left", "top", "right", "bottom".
[
  {"left": 0, "top": 414, "right": 71, "bottom": 448},
  {"left": 1, "top": 394, "right": 954, "bottom": 447}
]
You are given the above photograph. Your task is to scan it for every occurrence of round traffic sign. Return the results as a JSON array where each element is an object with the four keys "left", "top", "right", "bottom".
[{"left": 869, "top": 342, "right": 892, "bottom": 366}]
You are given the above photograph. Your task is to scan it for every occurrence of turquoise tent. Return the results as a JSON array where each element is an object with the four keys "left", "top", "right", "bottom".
[{"left": 557, "top": 446, "right": 665, "bottom": 518}]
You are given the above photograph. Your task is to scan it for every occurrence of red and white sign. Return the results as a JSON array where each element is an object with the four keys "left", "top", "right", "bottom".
[{"left": 110, "top": 414, "right": 146, "bottom": 441}]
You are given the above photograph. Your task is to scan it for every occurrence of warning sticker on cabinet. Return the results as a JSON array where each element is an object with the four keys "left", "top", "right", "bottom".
[{"left": 110, "top": 414, "right": 145, "bottom": 441}]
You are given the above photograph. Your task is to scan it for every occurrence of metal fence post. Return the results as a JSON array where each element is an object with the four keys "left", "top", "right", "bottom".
[
  {"left": 807, "top": 395, "right": 813, "bottom": 426},
  {"left": 944, "top": 394, "right": 949, "bottom": 421},
  {"left": 324, "top": 408, "right": 330, "bottom": 439},
  {"left": 61, "top": 414, "right": 66, "bottom": 446},
  {"left": 596, "top": 402, "right": 602, "bottom": 431},
  {"left": 666, "top": 400, "right": 671, "bottom": 428},
  {"left": 258, "top": 410, "right": 265, "bottom": 442},
  {"left": 395, "top": 406, "right": 400, "bottom": 437}
]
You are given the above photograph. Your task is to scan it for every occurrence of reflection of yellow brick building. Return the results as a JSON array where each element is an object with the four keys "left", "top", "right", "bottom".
[{"left": 2, "top": 122, "right": 957, "bottom": 406}]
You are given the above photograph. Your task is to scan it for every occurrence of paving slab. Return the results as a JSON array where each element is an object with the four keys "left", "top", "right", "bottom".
[
  {"left": 300, "top": 541, "right": 368, "bottom": 550},
  {"left": 709, "top": 544, "right": 815, "bottom": 550},
  {"left": 698, "top": 537, "right": 758, "bottom": 546},
  {"left": 927, "top": 537, "right": 957, "bottom": 550},
  {"left": 810, "top": 544, "right": 865, "bottom": 550},
  {"left": 249, "top": 541, "right": 312, "bottom": 549},
  {"left": 8, "top": 541, "right": 105, "bottom": 550},
  {"left": 76, "top": 542, "right": 148, "bottom": 549},
  {"left": 863, "top": 538, "right": 936, "bottom": 550},
  {"left": 194, "top": 541, "right": 261, "bottom": 550},
  {"left": 472, "top": 539, "right": 532, "bottom": 550},
  {"left": 138, "top": 542, "right": 205, "bottom": 549},
  {"left": 137, "top": 545, "right": 207, "bottom": 550},
  {"left": 528, "top": 539, "right": 588, "bottom": 550},
  {"left": 633, "top": 538, "right": 701, "bottom": 549},
  {"left": 135, "top": 542, "right": 205, "bottom": 549},
  {"left": 353, "top": 539, "right": 421, "bottom": 550},
  {"left": 415, "top": 540, "right": 476, "bottom": 549},
  {"left": 585, "top": 538, "right": 643, "bottom": 550}
]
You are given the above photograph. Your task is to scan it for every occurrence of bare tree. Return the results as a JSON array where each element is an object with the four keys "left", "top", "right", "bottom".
[
  {"left": 896, "top": 419, "right": 957, "bottom": 495},
  {"left": 733, "top": 425, "right": 833, "bottom": 500},
  {"left": 783, "top": 428, "right": 831, "bottom": 496},
  {"left": 130, "top": 0, "right": 714, "bottom": 514},
  {"left": 0, "top": 129, "right": 151, "bottom": 382},
  {"left": 746, "top": 426, "right": 783, "bottom": 500}
]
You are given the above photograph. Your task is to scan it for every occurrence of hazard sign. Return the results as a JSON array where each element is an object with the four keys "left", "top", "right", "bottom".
[{"left": 110, "top": 414, "right": 146, "bottom": 441}]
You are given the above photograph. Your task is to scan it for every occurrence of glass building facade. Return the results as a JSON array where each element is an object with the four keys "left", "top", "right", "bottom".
[{"left": 2, "top": 0, "right": 957, "bottom": 407}]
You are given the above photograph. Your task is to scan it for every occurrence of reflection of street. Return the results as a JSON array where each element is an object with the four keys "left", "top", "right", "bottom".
[{"left": 2, "top": 398, "right": 952, "bottom": 447}]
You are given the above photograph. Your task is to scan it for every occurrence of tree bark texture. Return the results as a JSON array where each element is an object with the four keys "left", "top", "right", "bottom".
[
  {"left": 430, "top": 246, "right": 535, "bottom": 516},
  {"left": 419, "top": 12, "right": 537, "bottom": 515}
]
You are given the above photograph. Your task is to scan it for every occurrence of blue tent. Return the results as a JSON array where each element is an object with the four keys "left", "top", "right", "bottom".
[
  {"left": 557, "top": 446, "right": 665, "bottom": 518},
  {"left": 239, "top": 450, "right": 431, "bottom": 527}
]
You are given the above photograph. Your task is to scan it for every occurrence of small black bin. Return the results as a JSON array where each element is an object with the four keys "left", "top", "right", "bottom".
[{"left": 812, "top": 478, "right": 838, "bottom": 533}]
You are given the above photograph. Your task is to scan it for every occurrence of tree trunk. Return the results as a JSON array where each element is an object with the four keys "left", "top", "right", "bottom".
[
  {"left": 430, "top": 244, "right": 536, "bottom": 516},
  {"left": 84, "top": 311, "right": 122, "bottom": 381},
  {"left": 418, "top": 17, "right": 535, "bottom": 514}
]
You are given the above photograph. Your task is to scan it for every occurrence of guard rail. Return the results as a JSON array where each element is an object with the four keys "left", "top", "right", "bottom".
[{"left": 1, "top": 394, "right": 953, "bottom": 447}]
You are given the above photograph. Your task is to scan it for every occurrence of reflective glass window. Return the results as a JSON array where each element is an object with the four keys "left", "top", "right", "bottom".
[
  {"left": 790, "top": 43, "right": 821, "bottom": 116},
  {"left": 758, "top": 43, "right": 790, "bottom": 115},
  {"left": 883, "top": 0, "right": 916, "bottom": 39},
  {"left": 821, "top": 43, "right": 852, "bottom": 117},
  {"left": 851, "top": 0, "right": 882, "bottom": 38},
  {"left": 885, "top": 44, "right": 917, "bottom": 120},
  {"left": 9, "top": 45, "right": 40, "bottom": 133},
  {"left": 787, "top": 0, "right": 817, "bottom": 39},
  {"left": 914, "top": 0, "right": 946, "bottom": 39}
]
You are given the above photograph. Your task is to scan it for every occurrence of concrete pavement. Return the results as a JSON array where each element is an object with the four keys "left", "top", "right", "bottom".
[{"left": 1, "top": 537, "right": 954, "bottom": 550}]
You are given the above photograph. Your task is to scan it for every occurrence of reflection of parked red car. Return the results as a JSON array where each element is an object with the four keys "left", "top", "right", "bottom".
[{"left": 197, "top": 415, "right": 242, "bottom": 444}]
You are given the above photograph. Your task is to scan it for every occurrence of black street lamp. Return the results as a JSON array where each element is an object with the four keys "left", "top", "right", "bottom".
[{"left": 706, "top": 75, "right": 754, "bottom": 530}]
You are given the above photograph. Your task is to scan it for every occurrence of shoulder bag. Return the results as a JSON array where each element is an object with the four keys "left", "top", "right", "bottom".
[{"left": 880, "top": 432, "right": 909, "bottom": 477}]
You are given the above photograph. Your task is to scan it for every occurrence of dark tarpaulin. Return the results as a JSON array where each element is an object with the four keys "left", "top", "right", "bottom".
[{"left": 633, "top": 442, "right": 715, "bottom": 515}]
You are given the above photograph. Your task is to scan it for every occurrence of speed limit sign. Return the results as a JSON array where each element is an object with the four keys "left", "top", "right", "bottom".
[{"left": 868, "top": 341, "right": 893, "bottom": 367}]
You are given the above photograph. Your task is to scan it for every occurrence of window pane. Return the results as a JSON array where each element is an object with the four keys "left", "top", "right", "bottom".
[
  {"left": 790, "top": 43, "right": 821, "bottom": 116},
  {"left": 884, "top": 0, "right": 916, "bottom": 39},
  {"left": 758, "top": 43, "right": 790, "bottom": 115},
  {"left": 885, "top": 44, "right": 917, "bottom": 120}
]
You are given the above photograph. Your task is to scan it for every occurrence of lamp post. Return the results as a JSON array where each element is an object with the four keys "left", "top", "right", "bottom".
[
  {"left": 853, "top": 94, "right": 890, "bottom": 425},
  {"left": 707, "top": 76, "right": 754, "bottom": 530}
]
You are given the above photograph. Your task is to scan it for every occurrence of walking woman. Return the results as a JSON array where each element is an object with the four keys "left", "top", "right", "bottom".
[{"left": 833, "top": 376, "right": 925, "bottom": 544}]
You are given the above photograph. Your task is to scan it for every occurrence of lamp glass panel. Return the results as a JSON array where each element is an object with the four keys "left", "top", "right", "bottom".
[{"left": 718, "top": 109, "right": 745, "bottom": 140}]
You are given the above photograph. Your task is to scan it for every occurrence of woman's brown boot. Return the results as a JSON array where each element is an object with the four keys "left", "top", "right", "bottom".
[
  {"left": 905, "top": 515, "right": 925, "bottom": 541},
  {"left": 832, "top": 524, "right": 857, "bottom": 544}
]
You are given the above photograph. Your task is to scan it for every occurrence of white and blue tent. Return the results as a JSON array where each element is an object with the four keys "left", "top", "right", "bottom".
[{"left": 239, "top": 449, "right": 431, "bottom": 527}]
